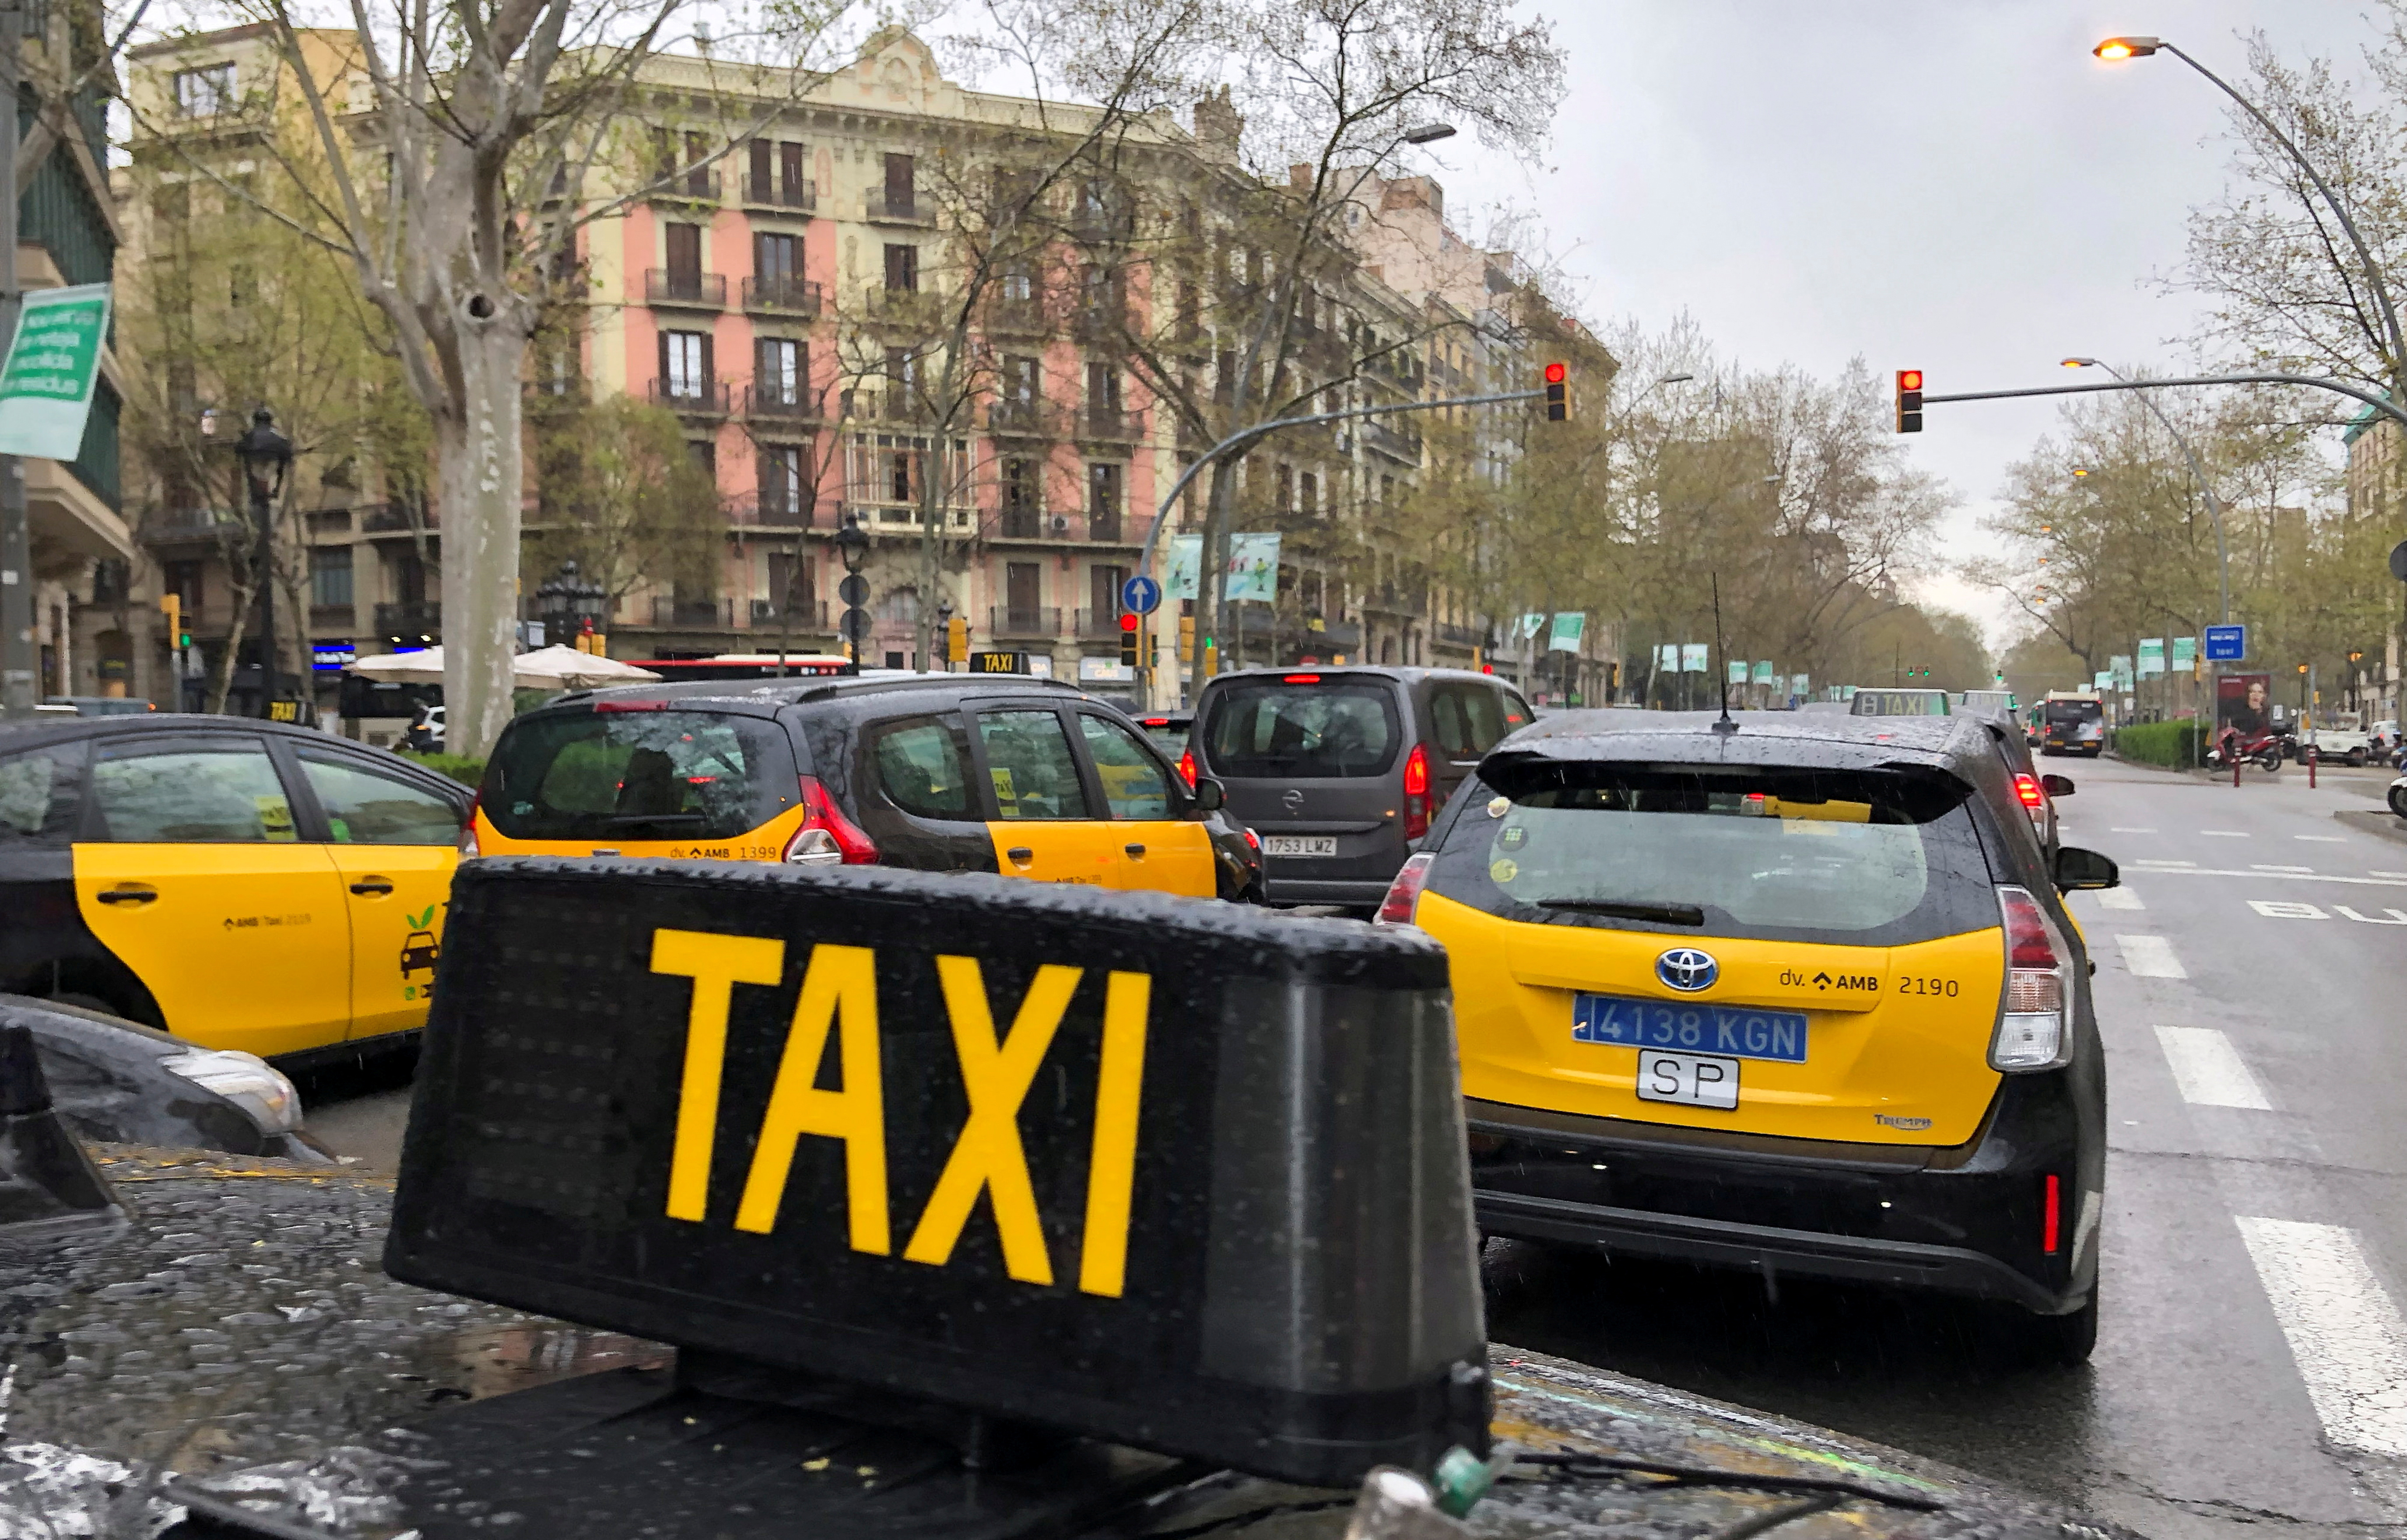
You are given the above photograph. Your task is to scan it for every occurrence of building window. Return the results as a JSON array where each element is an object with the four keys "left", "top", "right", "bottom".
[
  {"left": 1005, "top": 562, "right": 1040, "bottom": 621},
  {"left": 174, "top": 63, "right": 235, "bottom": 116},
  {"left": 756, "top": 337, "right": 802, "bottom": 405},
  {"left": 1299, "top": 471, "right": 1317, "bottom": 520},
  {"left": 309, "top": 547, "right": 354, "bottom": 609},
  {"left": 755, "top": 231, "right": 801, "bottom": 281},
  {"left": 1088, "top": 462, "right": 1122, "bottom": 542},
  {"left": 758, "top": 445, "right": 808, "bottom": 520},
  {"left": 165, "top": 560, "right": 204, "bottom": 626},
  {"left": 884, "top": 244, "right": 918, "bottom": 292},
  {"left": 661, "top": 330, "right": 710, "bottom": 397},
  {"left": 663, "top": 222, "right": 703, "bottom": 299},
  {"left": 1001, "top": 456, "right": 1039, "bottom": 538},
  {"left": 884, "top": 152, "right": 915, "bottom": 217},
  {"left": 1000, "top": 266, "right": 1034, "bottom": 303},
  {"left": 1091, "top": 563, "right": 1126, "bottom": 622},
  {"left": 688, "top": 441, "right": 716, "bottom": 481},
  {"left": 1274, "top": 463, "right": 1292, "bottom": 515}
]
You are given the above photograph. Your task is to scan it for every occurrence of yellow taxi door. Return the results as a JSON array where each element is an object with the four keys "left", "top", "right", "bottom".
[
  {"left": 291, "top": 746, "right": 463, "bottom": 1040},
  {"left": 1074, "top": 710, "right": 1214, "bottom": 896},
  {"left": 73, "top": 733, "right": 351, "bottom": 1057},
  {"left": 974, "top": 707, "right": 1119, "bottom": 887}
]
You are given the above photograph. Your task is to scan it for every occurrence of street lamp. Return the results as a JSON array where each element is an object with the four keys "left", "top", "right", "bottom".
[
  {"left": 2092, "top": 36, "right": 2407, "bottom": 389},
  {"left": 834, "top": 514, "right": 870, "bottom": 666},
  {"left": 2060, "top": 357, "right": 2231, "bottom": 626},
  {"left": 535, "top": 560, "right": 607, "bottom": 653},
  {"left": 1400, "top": 122, "right": 1456, "bottom": 145},
  {"left": 233, "top": 408, "right": 292, "bottom": 720}
]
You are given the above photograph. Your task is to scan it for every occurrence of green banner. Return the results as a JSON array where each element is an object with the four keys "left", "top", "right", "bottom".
[
  {"left": 2171, "top": 635, "right": 2197, "bottom": 670},
  {"left": 2138, "top": 638, "right": 2165, "bottom": 678},
  {"left": 0, "top": 284, "right": 110, "bottom": 460},
  {"left": 1547, "top": 612, "right": 1586, "bottom": 653}
]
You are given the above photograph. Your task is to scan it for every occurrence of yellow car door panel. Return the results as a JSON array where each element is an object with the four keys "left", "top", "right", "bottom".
[
  {"left": 1076, "top": 711, "right": 1216, "bottom": 896},
  {"left": 976, "top": 707, "right": 1116, "bottom": 887},
  {"left": 294, "top": 749, "right": 464, "bottom": 1041},
  {"left": 74, "top": 737, "right": 351, "bottom": 1057}
]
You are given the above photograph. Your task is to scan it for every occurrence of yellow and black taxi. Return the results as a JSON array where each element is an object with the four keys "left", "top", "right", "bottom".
[
  {"left": 469, "top": 674, "right": 1263, "bottom": 900},
  {"left": 0, "top": 715, "right": 471, "bottom": 1064},
  {"left": 1381, "top": 710, "right": 2117, "bottom": 1362}
]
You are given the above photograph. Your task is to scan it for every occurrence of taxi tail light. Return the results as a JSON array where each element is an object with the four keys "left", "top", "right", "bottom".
[
  {"left": 1375, "top": 851, "right": 1435, "bottom": 926},
  {"left": 2042, "top": 1172, "right": 2063, "bottom": 1254},
  {"left": 458, "top": 793, "right": 481, "bottom": 858},
  {"left": 785, "top": 775, "right": 880, "bottom": 867},
  {"left": 1178, "top": 749, "right": 1196, "bottom": 787},
  {"left": 2012, "top": 772, "right": 2045, "bottom": 808},
  {"left": 1992, "top": 885, "right": 2070, "bottom": 1071},
  {"left": 1402, "top": 744, "right": 1431, "bottom": 840}
]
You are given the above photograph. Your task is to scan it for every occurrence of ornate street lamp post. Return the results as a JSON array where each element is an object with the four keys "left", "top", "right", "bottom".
[{"left": 233, "top": 409, "right": 293, "bottom": 718}]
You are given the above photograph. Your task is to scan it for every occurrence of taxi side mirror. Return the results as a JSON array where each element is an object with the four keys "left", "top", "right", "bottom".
[
  {"left": 2042, "top": 774, "right": 2076, "bottom": 798},
  {"left": 1191, "top": 776, "right": 1226, "bottom": 812},
  {"left": 2053, "top": 845, "right": 2117, "bottom": 891}
]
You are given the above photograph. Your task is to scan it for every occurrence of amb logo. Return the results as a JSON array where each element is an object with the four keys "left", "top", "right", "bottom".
[
  {"left": 400, "top": 906, "right": 442, "bottom": 1001},
  {"left": 650, "top": 928, "right": 1149, "bottom": 1298},
  {"left": 1780, "top": 967, "right": 1881, "bottom": 993}
]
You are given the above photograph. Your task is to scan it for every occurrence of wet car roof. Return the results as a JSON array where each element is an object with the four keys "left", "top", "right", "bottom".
[
  {"left": 1484, "top": 709, "right": 1982, "bottom": 774},
  {"left": 540, "top": 673, "right": 1115, "bottom": 720},
  {"left": 0, "top": 714, "right": 411, "bottom": 751}
]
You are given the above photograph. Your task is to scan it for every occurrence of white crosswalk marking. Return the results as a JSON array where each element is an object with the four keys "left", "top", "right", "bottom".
[
  {"left": 2201, "top": 830, "right": 2250, "bottom": 838},
  {"left": 2111, "top": 826, "right": 2158, "bottom": 833},
  {"left": 2251, "top": 864, "right": 2314, "bottom": 873},
  {"left": 2095, "top": 887, "right": 2144, "bottom": 910},
  {"left": 2153, "top": 1026, "right": 2270, "bottom": 1109},
  {"left": 2117, "top": 934, "right": 2186, "bottom": 977},
  {"left": 2297, "top": 835, "right": 2347, "bottom": 842},
  {"left": 2374, "top": 871, "right": 2407, "bottom": 879},
  {"left": 2234, "top": 1218, "right": 2407, "bottom": 1458}
]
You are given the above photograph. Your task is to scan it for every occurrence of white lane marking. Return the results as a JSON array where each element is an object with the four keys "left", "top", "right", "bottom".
[
  {"left": 2117, "top": 934, "right": 2186, "bottom": 977},
  {"left": 2120, "top": 867, "right": 2407, "bottom": 889},
  {"left": 2154, "top": 1026, "right": 2271, "bottom": 1109},
  {"left": 2375, "top": 871, "right": 2407, "bottom": 879},
  {"left": 2095, "top": 887, "right": 2145, "bottom": 910},
  {"left": 2130, "top": 859, "right": 2199, "bottom": 869},
  {"left": 2337, "top": 905, "right": 2407, "bottom": 925},
  {"left": 2251, "top": 900, "right": 2328, "bottom": 919},
  {"left": 2233, "top": 1218, "right": 2407, "bottom": 1458},
  {"left": 2111, "top": 826, "right": 2159, "bottom": 833},
  {"left": 2297, "top": 835, "right": 2348, "bottom": 843},
  {"left": 2251, "top": 864, "right": 2315, "bottom": 873},
  {"left": 2201, "top": 830, "right": 2251, "bottom": 837}
]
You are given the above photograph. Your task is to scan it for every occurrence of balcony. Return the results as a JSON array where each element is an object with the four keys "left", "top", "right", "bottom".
[
  {"left": 742, "top": 176, "right": 816, "bottom": 213},
  {"left": 1073, "top": 608, "right": 1130, "bottom": 639},
  {"left": 1070, "top": 303, "right": 1132, "bottom": 343},
  {"left": 748, "top": 598, "right": 831, "bottom": 630},
  {"left": 1304, "top": 618, "right": 1363, "bottom": 651},
  {"left": 651, "top": 596, "right": 735, "bottom": 629},
  {"left": 984, "top": 296, "right": 1048, "bottom": 336},
  {"left": 744, "top": 383, "right": 822, "bottom": 426},
  {"left": 649, "top": 378, "right": 731, "bottom": 417},
  {"left": 996, "top": 504, "right": 1047, "bottom": 539},
  {"left": 1087, "top": 508, "right": 1124, "bottom": 543},
  {"left": 989, "top": 605, "right": 1061, "bottom": 639},
  {"left": 865, "top": 189, "right": 932, "bottom": 226},
  {"left": 1437, "top": 621, "right": 1483, "bottom": 648},
  {"left": 360, "top": 503, "right": 434, "bottom": 534},
  {"left": 646, "top": 269, "right": 726, "bottom": 308},
  {"left": 1076, "top": 406, "right": 1144, "bottom": 443},
  {"left": 742, "top": 275, "right": 822, "bottom": 316},
  {"left": 986, "top": 398, "right": 1056, "bottom": 438},
  {"left": 140, "top": 506, "right": 241, "bottom": 544},
  {"left": 310, "top": 602, "right": 357, "bottom": 628},
  {"left": 375, "top": 602, "right": 442, "bottom": 641},
  {"left": 650, "top": 170, "right": 721, "bottom": 206},
  {"left": 864, "top": 287, "right": 948, "bottom": 329},
  {"left": 1361, "top": 418, "right": 1422, "bottom": 464}
]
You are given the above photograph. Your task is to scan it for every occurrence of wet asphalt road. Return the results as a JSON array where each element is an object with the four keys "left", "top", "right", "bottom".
[
  {"left": 1484, "top": 753, "right": 2407, "bottom": 1540},
  {"left": 292, "top": 758, "right": 2407, "bottom": 1535}
]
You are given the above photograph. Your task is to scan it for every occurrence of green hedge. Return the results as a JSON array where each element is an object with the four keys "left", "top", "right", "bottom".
[
  {"left": 401, "top": 752, "right": 487, "bottom": 788},
  {"left": 2109, "top": 721, "right": 2207, "bottom": 768}
]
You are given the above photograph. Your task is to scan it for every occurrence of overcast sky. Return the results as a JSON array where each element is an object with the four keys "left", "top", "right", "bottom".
[{"left": 1419, "top": 1, "right": 2386, "bottom": 652}]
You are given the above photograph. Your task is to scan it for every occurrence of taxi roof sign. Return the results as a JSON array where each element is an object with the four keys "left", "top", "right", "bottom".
[{"left": 389, "top": 858, "right": 1486, "bottom": 1487}]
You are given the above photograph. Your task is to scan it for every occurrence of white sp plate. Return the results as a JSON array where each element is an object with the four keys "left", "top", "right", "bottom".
[
  {"left": 1635, "top": 1050, "right": 1740, "bottom": 1110},
  {"left": 1260, "top": 835, "right": 1338, "bottom": 857}
]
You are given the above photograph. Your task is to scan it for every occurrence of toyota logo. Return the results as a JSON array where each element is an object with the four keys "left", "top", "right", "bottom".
[
  {"left": 1656, "top": 948, "right": 1718, "bottom": 993},
  {"left": 1281, "top": 788, "right": 1305, "bottom": 811}
]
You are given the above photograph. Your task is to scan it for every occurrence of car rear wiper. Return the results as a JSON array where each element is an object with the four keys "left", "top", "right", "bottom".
[
  {"left": 596, "top": 812, "right": 707, "bottom": 827},
  {"left": 1535, "top": 898, "right": 1705, "bottom": 926}
]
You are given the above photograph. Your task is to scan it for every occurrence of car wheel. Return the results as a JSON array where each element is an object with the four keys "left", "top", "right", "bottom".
[
  {"left": 2388, "top": 784, "right": 2407, "bottom": 819},
  {"left": 2011, "top": 1289, "right": 2099, "bottom": 1367},
  {"left": 2350, "top": 750, "right": 2367, "bottom": 767}
]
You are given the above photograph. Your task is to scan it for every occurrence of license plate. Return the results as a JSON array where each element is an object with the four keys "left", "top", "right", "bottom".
[
  {"left": 1260, "top": 836, "right": 1337, "bottom": 857},
  {"left": 1636, "top": 1050, "right": 1740, "bottom": 1110},
  {"left": 1570, "top": 993, "right": 1808, "bottom": 1063}
]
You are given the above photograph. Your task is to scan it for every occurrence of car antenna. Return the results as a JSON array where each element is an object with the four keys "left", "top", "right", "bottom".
[{"left": 1711, "top": 574, "right": 1737, "bottom": 735}]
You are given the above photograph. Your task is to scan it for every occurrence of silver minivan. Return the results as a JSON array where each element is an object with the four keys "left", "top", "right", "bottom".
[{"left": 1189, "top": 666, "right": 1533, "bottom": 910}]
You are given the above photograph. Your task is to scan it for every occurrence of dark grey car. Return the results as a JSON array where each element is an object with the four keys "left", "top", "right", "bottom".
[{"left": 1190, "top": 665, "right": 1532, "bottom": 910}]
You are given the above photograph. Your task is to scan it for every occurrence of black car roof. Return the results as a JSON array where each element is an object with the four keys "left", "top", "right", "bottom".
[
  {"left": 1198, "top": 664, "right": 1513, "bottom": 687},
  {"left": 1481, "top": 708, "right": 1988, "bottom": 775},
  {"left": 538, "top": 672, "right": 1122, "bottom": 721},
  {"left": 0, "top": 713, "right": 378, "bottom": 750}
]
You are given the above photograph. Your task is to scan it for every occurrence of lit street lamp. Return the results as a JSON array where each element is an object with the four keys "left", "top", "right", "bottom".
[
  {"left": 535, "top": 560, "right": 608, "bottom": 653},
  {"left": 2060, "top": 357, "right": 2231, "bottom": 626},
  {"left": 233, "top": 408, "right": 292, "bottom": 720}
]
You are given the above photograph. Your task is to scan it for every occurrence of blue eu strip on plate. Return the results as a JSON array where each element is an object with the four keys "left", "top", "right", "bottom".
[{"left": 1571, "top": 993, "right": 1809, "bottom": 1063}]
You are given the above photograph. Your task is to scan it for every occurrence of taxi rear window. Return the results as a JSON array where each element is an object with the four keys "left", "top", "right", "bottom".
[
  {"left": 1204, "top": 681, "right": 1397, "bottom": 778},
  {"left": 1429, "top": 761, "right": 1998, "bottom": 947},
  {"left": 483, "top": 710, "right": 794, "bottom": 842}
]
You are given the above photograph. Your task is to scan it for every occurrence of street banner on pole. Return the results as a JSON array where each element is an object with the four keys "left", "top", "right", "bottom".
[
  {"left": 2138, "top": 638, "right": 2165, "bottom": 678},
  {"left": 1224, "top": 533, "right": 1280, "bottom": 602},
  {"left": 2172, "top": 636, "right": 2198, "bottom": 672},
  {"left": 1656, "top": 644, "right": 1678, "bottom": 672},
  {"left": 1726, "top": 659, "right": 1748, "bottom": 685},
  {"left": 1680, "top": 643, "right": 1708, "bottom": 674},
  {"left": 0, "top": 283, "right": 109, "bottom": 459},
  {"left": 1790, "top": 673, "right": 1810, "bottom": 696},
  {"left": 1751, "top": 660, "right": 1775, "bottom": 685},
  {"left": 2109, "top": 654, "right": 2135, "bottom": 692},
  {"left": 1547, "top": 612, "right": 1585, "bottom": 653},
  {"left": 2093, "top": 670, "right": 2112, "bottom": 691},
  {"left": 1165, "top": 535, "right": 1201, "bottom": 601}
]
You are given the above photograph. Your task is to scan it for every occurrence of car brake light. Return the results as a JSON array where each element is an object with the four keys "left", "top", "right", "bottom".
[
  {"left": 1178, "top": 749, "right": 1196, "bottom": 787},
  {"left": 1242, "top": 827, "right": 1260, "bottom": 852},
  {"left": 2042, "top": 1172, "right": 2062, "bottom": 1254},
  {"left": 592, "top": 699, "right": 667, "bottom": 713},
  {"left": 1401, "top": 744, "right": 1430, "bottom": 840},
  {"left": 458, "top": 793, "right": 481, "bottom": 858},
  {"left": 1993, "top": 885, "right": 2070, "bottom": 1070},
  {"left": 1284, "top": 673, "right": 1321, "bottom": 684},
  {"left": 1376, "top": 851, "right": 1434, "bottom": 926},
  {"left": 783, "top": 775, "right": 880, "bottom": 867},
  {"left": 2013, "top": 772, "right": 2045, "bottom": 808}
]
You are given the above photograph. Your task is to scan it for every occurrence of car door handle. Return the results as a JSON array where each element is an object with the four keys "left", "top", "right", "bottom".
[
  {"left": 1006, "top": 846, "right": 1034, "bottom": 863},
  {"left": 349, "top": 878, "right": 396, "bottom": 896},
  {"left": 96, "top": 886, "right": 156, "bottom": 906},
  {"left": 1124, "top": 843, "right": 1146, "bottom": 857}
]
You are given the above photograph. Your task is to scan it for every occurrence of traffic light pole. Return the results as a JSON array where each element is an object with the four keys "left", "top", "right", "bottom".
[
  {"left": 1920, "top": 371, "right": 2407, "bottom": 434},
  {"left": 1133, "top": 386, "right": 1549, "bottom": 705}
]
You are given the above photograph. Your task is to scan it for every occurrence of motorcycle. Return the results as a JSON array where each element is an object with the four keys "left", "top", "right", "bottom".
[{"left": 2207, "top": 729, "right": 2284, "bottom": 772}]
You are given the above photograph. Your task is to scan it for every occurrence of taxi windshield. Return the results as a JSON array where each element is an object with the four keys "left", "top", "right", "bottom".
[
  {"left": 1428, "top": 761, "right": 1998, "bottom": 945},
  {"left": 482, "top": 709, "right": 794, "bottom": 842}
]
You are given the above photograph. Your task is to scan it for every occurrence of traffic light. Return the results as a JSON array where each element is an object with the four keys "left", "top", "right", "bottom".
[
  {"left": 1895, "top": 369, "right": 1923, "bottom": 433},
  {"left": 947, "top": 615, "right": 968, "bottom": 664},
  {"left": 1179, "top": 615, "right": 1195, "bottom": 664},
  {"left": 158, "top": 593, "right": 185, "bottom": 650},
  {"left": 1543, "top": 361, "right": 1568, "bottom": 422},
  {"left": 1119, "top": 611, "right": 1140, "bottom": 667}
]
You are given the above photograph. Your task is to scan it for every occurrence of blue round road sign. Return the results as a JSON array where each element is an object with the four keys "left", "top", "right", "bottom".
[{"left": 1121, "top": 575, "right": 1162, "bottom": 615}]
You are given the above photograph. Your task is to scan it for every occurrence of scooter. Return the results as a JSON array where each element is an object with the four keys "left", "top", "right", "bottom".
[{"left": 2207, "top": 730, "right": 2284, "bottom": 772}]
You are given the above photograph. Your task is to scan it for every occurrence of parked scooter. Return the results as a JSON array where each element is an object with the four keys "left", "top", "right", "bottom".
[{"left": 2208, "top": 728, "right": 2284, "bottom": 772}]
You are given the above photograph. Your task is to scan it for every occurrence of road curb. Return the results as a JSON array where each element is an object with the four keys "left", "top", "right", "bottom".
[{"left": 2334, "top": 807, "right": 2407, "bottom": 847}]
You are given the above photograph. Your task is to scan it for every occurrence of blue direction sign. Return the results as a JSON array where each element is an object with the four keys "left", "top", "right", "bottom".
[
  {"left": 1120, "top": 574, "right": 1162, "bottom": 615},
  {"left": 2204, "top": 624, "right": 2247, "bottom": 662}
]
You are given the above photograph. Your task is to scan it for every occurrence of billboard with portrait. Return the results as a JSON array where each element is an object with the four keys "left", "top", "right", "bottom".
[{"left": 2217, "top": 672, "right": 2273, "bottom": 738}]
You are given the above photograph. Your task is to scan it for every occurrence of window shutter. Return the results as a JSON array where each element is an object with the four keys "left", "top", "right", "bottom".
[
  {"left": 699, "top": 332, "right": 715, "bottom": 388},
  {"left": 781, "top": 142, "right": 805, "bottom": 199},
  {"left": 657, "top": 330, "right": 670, "bottom": 391},
  {"left": 749, "top": 138, "right": 770, "bottom": 196}
]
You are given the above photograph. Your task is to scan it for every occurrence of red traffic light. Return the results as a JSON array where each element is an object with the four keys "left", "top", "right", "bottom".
[
  {"left": 1119, "top": 612, "right": 1140, "bottom": 632},
  {"left": 1543, "top": 361, "right": 1567, "bottom": 384},
  {"left": 1898, "top": 369, "right": 1923, "bottom": 392}
]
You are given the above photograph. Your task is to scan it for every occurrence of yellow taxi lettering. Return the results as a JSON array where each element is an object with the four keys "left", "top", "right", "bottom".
[
  {"left": 735, "top": 944, "right": 889, "bottom": 1251},
  {"left": 1077, "top": 970, "right": 1150, "bottom": 1298},
  {"left": 903, "top": 958, "right": 1081, "bottom": 1285},
  {"left": 650, "top": 928, "right": 787, "bottom": 1222}
]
